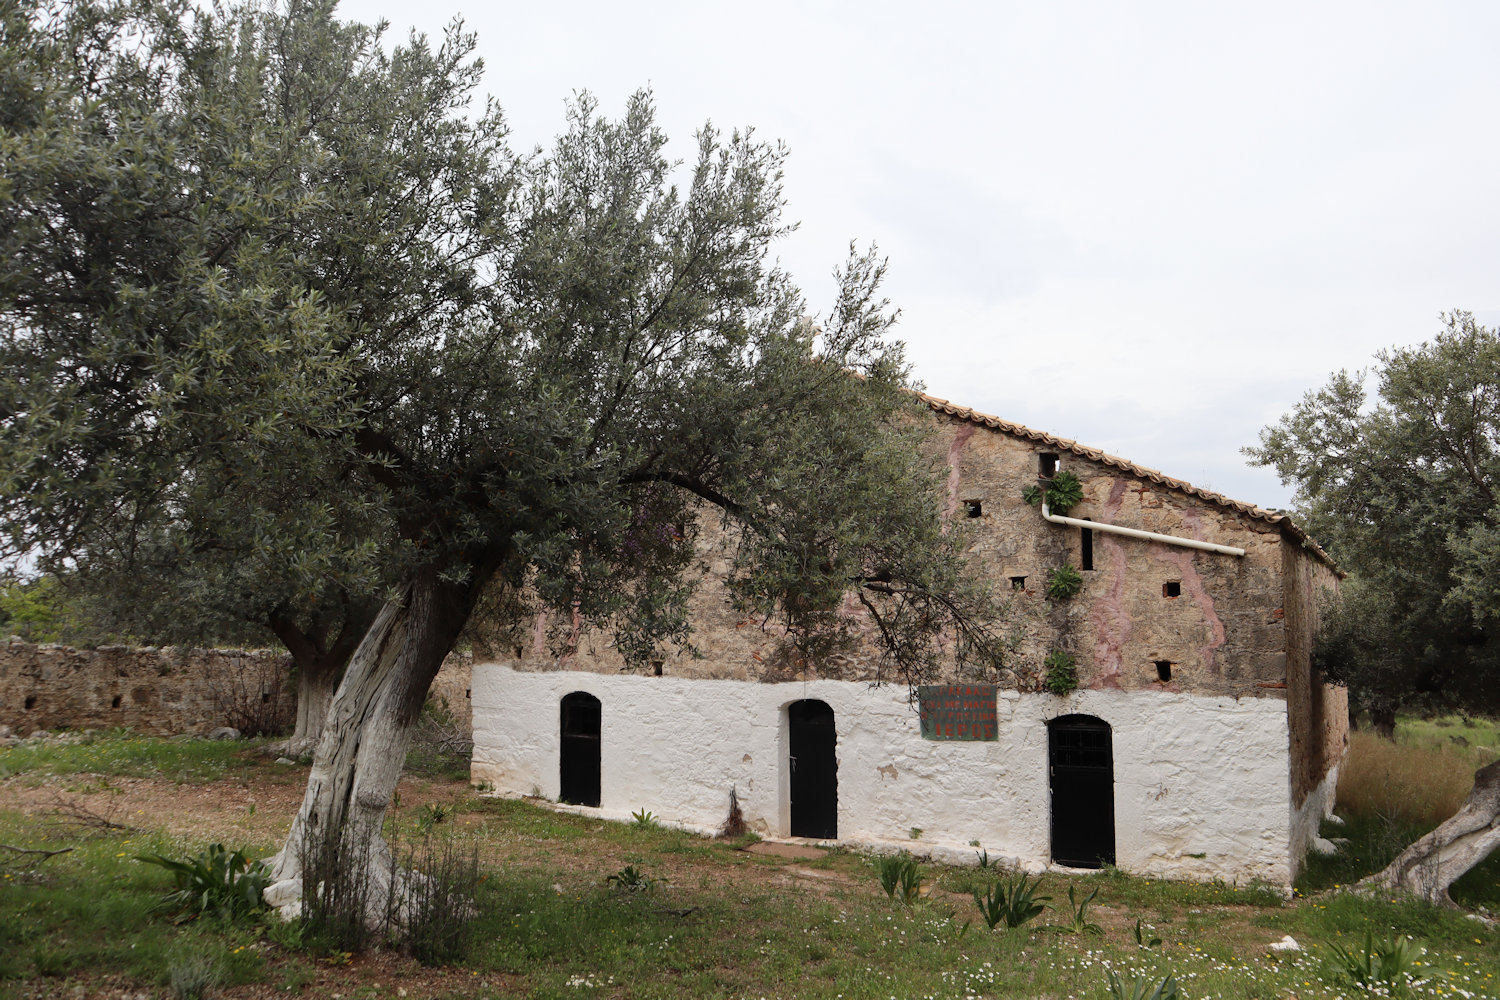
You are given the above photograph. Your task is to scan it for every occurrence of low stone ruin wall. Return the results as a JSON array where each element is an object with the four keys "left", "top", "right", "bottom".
[
  {"left": 0, "top": 639, "right": 476, "bottom": 738},
  {"left": 0, "top": 640, "right": 294, "bottom": 736}
]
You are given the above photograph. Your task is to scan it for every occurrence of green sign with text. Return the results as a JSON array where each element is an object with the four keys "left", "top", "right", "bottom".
[{"left": 918, "top": 685, "right": 998, "bottom": 741}]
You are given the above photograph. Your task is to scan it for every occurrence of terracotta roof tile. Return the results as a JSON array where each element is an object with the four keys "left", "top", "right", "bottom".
[{"left": 918, "top": 392, "right": 1341, "bottom": 574}]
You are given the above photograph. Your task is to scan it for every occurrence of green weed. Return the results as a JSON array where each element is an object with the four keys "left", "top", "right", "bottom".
[
  {"left": 136, "top": 843, "right": 269, "bottom": 924},
  {"left": 605, "top": 864, "right": 657, "bottom": 893},
  {"left": 875, "top": 853, "right": 922, "bottom": 905},
  {"left": 1048, "top": 883, "right": 1103, "bottom": 935},
  {"left": 973, "top": 873, "right": 1049, "bottom": 930},
  {"left": 1327, "top": 929, "right": 1426, "bottom": 989},
  {"left": 1105, "top": 969, "right": 1179, "bottom": 1000}
]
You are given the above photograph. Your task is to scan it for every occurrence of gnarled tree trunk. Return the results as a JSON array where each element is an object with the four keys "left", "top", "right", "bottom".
[
  {"left": 1355, "top": 759, "right": 1500, "bottom": 907},
  {"left": 267, "top": 602, "right": 377, "bottom": 758},
  {"left": 283, "top": 660, "right": 340, "bottom": 757},
  {"left": 263, "top": 570, "right": 476, "bottom": 925}
]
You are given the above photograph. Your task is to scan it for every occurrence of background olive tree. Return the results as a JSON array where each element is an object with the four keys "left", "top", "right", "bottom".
[
  {"left": 1248, "top": 310, "right": 1500, "bottom": 903},
  {"left": 1, "top": 0, "right": 1008, "bottom": 929},
  {"left": 1247, "top": 311, "right": 1500, "bottom": 732}
]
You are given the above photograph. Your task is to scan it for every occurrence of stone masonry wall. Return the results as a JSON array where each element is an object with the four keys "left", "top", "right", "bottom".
[
  {"left": 0, "top": 640, "right": 293, "bottom": 736},
  {"left": 501, "top": 412, "right": 1303, "bottom": 703},
  {"left": 1284, "top": 547, "right": 1349, "bottom": 807},
  {"left": 0, "top": 640, "right": 476, "bottom": 737}
]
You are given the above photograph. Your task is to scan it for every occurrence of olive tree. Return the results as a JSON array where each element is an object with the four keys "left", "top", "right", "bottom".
[
  {"left": 1, "top": 0, "right": 1005, "bottom": 925},
  {"left": 1248, "top": 310, "right": 1500, "bottom": 904},
  {"left": 1246, "top": 311, "right": 1500, "bottom": 727}
]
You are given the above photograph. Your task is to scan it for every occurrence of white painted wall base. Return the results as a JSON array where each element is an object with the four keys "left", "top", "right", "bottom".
[
  {"left": 1289, "top": 761, "right": 1341, "bottom": 881},
  {"left": 471, "top": 666, "right": 1298, "bottom": 885}
]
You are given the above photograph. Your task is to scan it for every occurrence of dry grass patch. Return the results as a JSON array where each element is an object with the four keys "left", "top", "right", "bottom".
[{"left": 1337, "top": 730, "right": 1495, "bottom": 827}]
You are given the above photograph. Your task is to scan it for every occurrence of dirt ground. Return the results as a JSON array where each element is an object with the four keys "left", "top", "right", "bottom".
[
  {"left": 1, "top": 758, "right": 888, "bottom": 999},
  {"left": 1, "top": 755, "right": 1291, "bottom": 1000}
]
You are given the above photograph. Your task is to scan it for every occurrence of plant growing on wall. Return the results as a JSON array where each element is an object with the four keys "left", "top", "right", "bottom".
[
  {"left": 1022, "top": 470, "right": 1084, "bottom": 516},
  {"left": 1046, "top": 565, "right": 1083, "bottom": 601},
  {"left": 1043, "top": 651, "right": 1078, "bottom": 695}
]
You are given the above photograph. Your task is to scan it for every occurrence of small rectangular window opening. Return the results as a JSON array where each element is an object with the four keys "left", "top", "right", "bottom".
[
  {"left": 111, "top": 695, "right": 122, "bottom": 709},
  {"left": 24, "top": 695, "right": 36, "bottom": 710},
  {"left": 1039, "top": 452, "right": 1059, "bottom": 478},
  {"left": 1154, "top": 660, "right": 1173, "bottom": 682},
  {"left": 652, "top": 659, "right": 664, "bottom": 677},
  {"left": 965, "top": 499, "right": 983, "bottom": 518},
  {"left": 466, "top": 688, "right": 471, "bottom": 700},
  {"left": 1009, "top": 575, "right": 1027, "bottom": 591},
  {"left": 1081, "top": 526, "right": 1094, "bottom": 570},
  {"left": 1163, "top": 581, "right": 1181, "bottom": 598},
  {"left": 261, "top": 691, "right": 270, "bottom": 703}
]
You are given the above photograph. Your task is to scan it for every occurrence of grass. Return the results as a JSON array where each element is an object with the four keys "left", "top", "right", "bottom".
[
  {"left": 1337, "top": 729, "right": 1499, "bottom": 827},
  {"left": 0, "top": 810, "right": 278, "bottom": 989},
  {"left": 1297, "top": 724, "right": 1500, "bottom": 911},
  {"left": 0, "top": 729, "right": 1497, "bottom": 998},
  {"left": 0, "top": 728, "right": 270, "bottom": 785}
]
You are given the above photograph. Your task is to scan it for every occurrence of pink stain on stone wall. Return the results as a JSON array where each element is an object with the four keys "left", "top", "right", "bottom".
[
  {"left": 1154, "top": 508, "right": 1227, "bottom": 674},
  {"left": 943, "top": 423, "right": 975, "bottom": 523},
  {"left": 1089, "top": 479, "right": 1131, "bottom": 688},
  {"left": 531, "top": 610, "right": 548, "bottom": 658}
]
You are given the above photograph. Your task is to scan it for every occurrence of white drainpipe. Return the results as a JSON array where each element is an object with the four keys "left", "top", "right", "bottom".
[{"left": 1040, "top": 491, "right": 1246, "bottom": 558}]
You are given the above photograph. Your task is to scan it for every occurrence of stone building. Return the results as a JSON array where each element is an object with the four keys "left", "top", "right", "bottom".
[{"left": 471, "top": 393, "right": 1347, "bottom": 886}]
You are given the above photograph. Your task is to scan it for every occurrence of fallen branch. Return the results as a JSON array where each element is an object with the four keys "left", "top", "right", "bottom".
[
  {"left": 1354, "top": 759, "right": 1500, "bottom": 907},
  {"left": 0, "top": 843, "right": 74, "bottom": 866},
  {"left": 47, "top": 793, "right": 138, "bottom": 834}
]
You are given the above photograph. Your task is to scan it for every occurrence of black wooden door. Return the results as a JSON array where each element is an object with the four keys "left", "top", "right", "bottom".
[
  {"left": 1048, "top": 714, "right": 1115, "bottom": 868},
  {"left": 559, "top": 691, "right": 601, "bottom": 807},
  {"left": 788, "top": 699, "right": 837, "bottom": 839}
]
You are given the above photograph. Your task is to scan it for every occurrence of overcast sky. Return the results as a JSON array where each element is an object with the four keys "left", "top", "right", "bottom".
[{"left": 342, "top": 0, "right": 1500, "bottom": 511}]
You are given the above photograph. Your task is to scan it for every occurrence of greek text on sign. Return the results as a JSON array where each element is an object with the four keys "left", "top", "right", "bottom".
[{"left": 918, "top": 685, "right": 999, "bottom": 741}]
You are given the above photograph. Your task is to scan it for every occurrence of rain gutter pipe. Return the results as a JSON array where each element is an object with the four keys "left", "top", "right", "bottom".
[{"left": 1039, "top": 480, "right": 1246, "bottom": 558}]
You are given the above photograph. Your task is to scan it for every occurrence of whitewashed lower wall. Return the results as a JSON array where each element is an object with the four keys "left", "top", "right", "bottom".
[
  {"left": 471, "top": 666, "right": 1296, "bottom": 885},
  {"left": 1289, "top": 762, "right": 1341, "bottom": 880}
]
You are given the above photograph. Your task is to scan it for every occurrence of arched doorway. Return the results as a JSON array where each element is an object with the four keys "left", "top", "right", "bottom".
[
  {"left": 559, "top": 691, "right": 601, "bottom": 807},
  {"left": 1048, "top": 714, "right": 1115, "bottom": 868},
  {"left": 788, "top": 699, "right": 837, "bottom": 839}
]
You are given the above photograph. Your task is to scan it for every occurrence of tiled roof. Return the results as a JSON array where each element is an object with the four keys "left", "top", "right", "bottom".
[{"left": 918, "top": 392, "right": 1341, "bottom": 573}]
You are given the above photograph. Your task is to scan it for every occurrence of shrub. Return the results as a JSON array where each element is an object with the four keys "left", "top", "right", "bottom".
[
  {"left": 1046, "top": 564, "right": 1083, "bottom": 601},
  {"left": 168, "top": 954, "right": 220, "bottom": 1000},
  {"left": 297, "top": 827, "right": 380, "bottom": 954},
  {"left": 405, "top": 697, "right": 472, "bottom": 779},
  {"left": 1338, "top": 730, "right": 1489, "bottom": 827},
  {"left": 136, "top": 843, "right": 270, "bottom": 924},
  {"left": 1042, "top": 651, "right": 1078, "bottom": 695},
  {"left": 204, "top": 654, "right": 292, "bottom": 738},
  {"left": 400, "top": 837, "right": 483, "bottom": 966}
]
